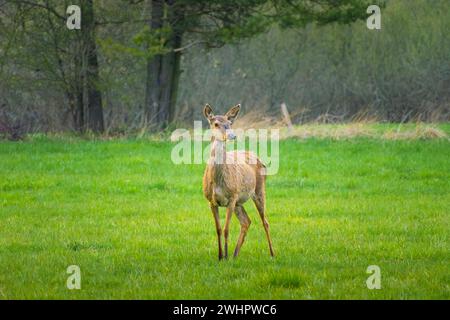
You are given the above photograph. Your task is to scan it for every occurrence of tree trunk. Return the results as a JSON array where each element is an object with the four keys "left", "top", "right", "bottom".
[
  {"left": 166, "top": 31, "right": 183, "bottom": 124},
  {"left": 68, "top": 89, "right": 84, "bottom": 133},
  {"left": 83, "top": 0, "right": 104, "bottom": 133},
  {"left": 145, "top": 0, "right": 164, "bottom": 129},
  {"left": 72, "top": 44, "right": 85, "bottom": 132},
  {"left": 145, "top": 0, "right": 183, "bottom": 130}
]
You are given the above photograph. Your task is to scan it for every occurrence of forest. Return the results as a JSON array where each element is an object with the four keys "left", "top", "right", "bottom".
[{"left": 1, "top": 0, "right": 449, "bottom": 137}]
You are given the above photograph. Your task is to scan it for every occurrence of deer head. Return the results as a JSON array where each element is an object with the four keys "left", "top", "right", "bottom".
[{"left": 203, "top": 104, "right": 241, "bottom": 142}]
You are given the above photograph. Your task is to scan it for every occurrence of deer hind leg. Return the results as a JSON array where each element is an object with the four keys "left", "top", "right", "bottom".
[
  {"left": 253, "top": 194, "right": 275, "bottom": 257},
  {"left": 233, "top": 206, "right": 251, "bottom": 258},
  {"left": 210, "top": 204, "right": 223, "bottom": 260}
]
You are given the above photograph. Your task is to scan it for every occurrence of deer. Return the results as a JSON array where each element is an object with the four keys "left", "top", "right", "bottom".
[{"left": 202, "top": 104, "right": 275, "bottom": 260}]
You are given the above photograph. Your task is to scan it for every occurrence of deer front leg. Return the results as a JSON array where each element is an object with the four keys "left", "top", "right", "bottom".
[
  {"left": 223, "top": 199, "right": 236, "bottom": 259},
  {"left": 210, "top": 204, "right": 223, "bottom": 260}
]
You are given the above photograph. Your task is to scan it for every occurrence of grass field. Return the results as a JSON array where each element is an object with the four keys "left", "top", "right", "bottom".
[{"left": 0, "top": 124, "right": 449, "bottom": 299}]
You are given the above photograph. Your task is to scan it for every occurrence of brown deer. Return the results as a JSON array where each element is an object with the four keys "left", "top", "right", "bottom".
[{"left": 202, "top": 104, "right": 275, "bottom": 260}]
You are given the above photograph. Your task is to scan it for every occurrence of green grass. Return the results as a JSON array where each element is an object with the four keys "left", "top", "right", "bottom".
[{"left": 0, "top": 130, "right": 449, "bottom": 299}]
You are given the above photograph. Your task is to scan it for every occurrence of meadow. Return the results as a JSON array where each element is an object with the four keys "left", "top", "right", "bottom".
[{"left": 0, "top": 124, "right": 449, "bottom": 299}]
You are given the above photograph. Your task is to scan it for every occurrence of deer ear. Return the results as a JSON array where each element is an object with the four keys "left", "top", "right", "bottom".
[
  {"left": 225, "top": 104, "right": 241, "bottom": 123},
  {"left": 203, "top": 104, "right": 214, "bottom": 121}
]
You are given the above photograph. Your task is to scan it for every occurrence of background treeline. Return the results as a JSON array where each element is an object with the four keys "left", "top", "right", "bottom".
[
  {"left": 0, "top": 0, "right": 449, "bottom": 136},
  {"left": 179, "top": 0, "right": 450, "bottom": 124}
]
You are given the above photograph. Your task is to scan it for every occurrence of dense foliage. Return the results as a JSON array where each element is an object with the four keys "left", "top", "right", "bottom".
[{"left": 1, "top": 0, "right": 448, "bottom": 135}]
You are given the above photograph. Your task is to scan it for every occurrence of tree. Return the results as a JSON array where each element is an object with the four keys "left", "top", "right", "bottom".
[
  {"left": 143, "top": 0, "right": 379, "bottom": 130},
  {"left": 83, "top": 0, "right": 104, "bottom": 132},
  {"left": 3, "top": 0, "right": 104, "bottom": 133}
]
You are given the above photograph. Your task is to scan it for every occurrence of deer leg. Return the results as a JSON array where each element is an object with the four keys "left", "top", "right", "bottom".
[
  {"left": 210, "top": 204, "right": 223, "bottom": 260},
  {"left": 233, "top": 206, "right": 251, "bottom": 258},
  {"left": 223, "top": 199, "right": 236, "bottom": 259},
  {"left": 253, "top": 195, "right": 275, "bottom": 257}
]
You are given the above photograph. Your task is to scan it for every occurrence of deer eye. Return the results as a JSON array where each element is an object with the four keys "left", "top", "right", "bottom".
[{"left": 214, "top": 123, "right": 219, "bottom": 128}]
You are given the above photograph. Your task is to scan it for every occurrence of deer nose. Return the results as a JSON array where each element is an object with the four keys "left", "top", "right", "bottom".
[{"left": 227, "top": 132, "right": 236, "bottom": 140}]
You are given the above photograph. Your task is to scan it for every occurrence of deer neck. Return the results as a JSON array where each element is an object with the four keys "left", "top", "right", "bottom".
[
  {"left": 209, "top": 137, "right": 227, "bottom": 166},
  {"left": 209, "top": 138, "right": 229, "bottom": 190}
]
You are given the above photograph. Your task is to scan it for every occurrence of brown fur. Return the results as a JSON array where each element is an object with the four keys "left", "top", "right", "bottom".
[{"left": 202, "top": 104, "right": 275, "bottom": 260}]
